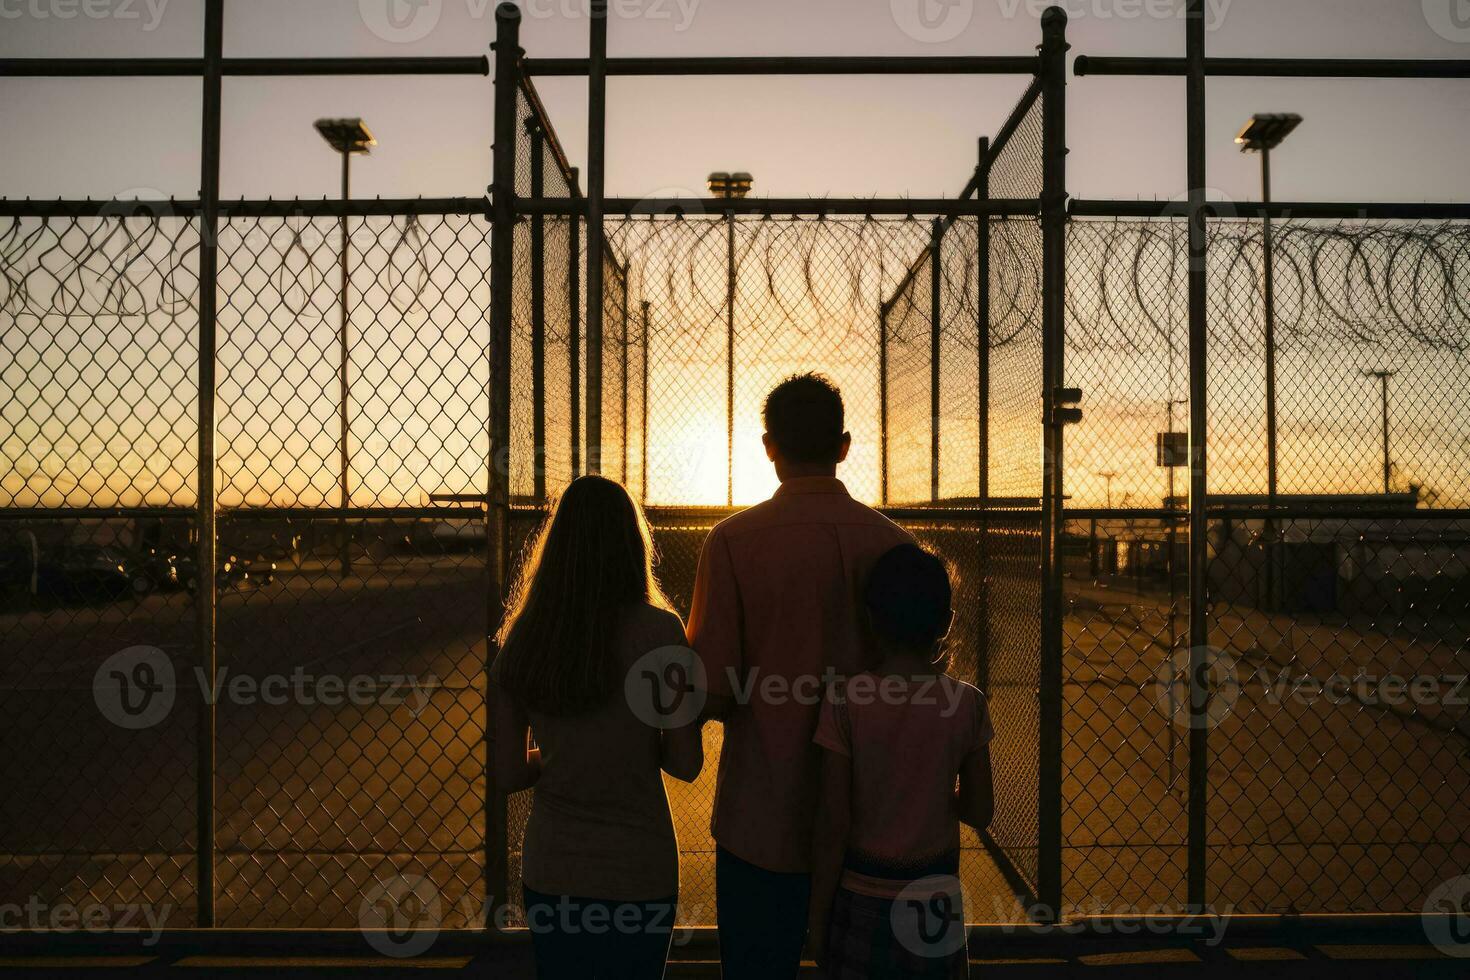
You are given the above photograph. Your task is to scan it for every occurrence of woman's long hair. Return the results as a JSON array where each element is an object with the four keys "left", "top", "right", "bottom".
[{"left": 493, "top": 475, "right": 671, "bottom": 715}]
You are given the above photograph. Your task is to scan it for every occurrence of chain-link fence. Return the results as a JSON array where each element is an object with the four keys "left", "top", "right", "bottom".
[
  {"left": 6, "top": 0, "right": 1468, "bottom": 939},
  {"left": 872, "top": 78, "right": 1051, "bottom": 913},
  {"left": 1, "top": 203, "right": 496, "bottom": 928},
  {"left": 1061, "top": 216, "right": 1470, "bottom": 916}
]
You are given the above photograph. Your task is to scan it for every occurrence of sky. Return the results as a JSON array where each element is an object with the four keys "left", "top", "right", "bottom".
[
  {"left": 2, "top": 0, "right": 1469, "bottom": 204},
  {"left": 2, "top": 0, "right": 1467, "bottom": 510}
]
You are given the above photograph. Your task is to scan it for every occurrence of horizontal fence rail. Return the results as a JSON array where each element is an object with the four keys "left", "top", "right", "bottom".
[
  {"left": 3, "top": 0, "right": 1469, "bottom": 943},
  {"left": 0, "top": 57, "right": 489, "bottom": 76},
  {"left": 1074, "top": 56, "right": 1470, "bottom": 78},
  {"left": 514, "top": 197, "right": 1041, "bottom": 217},
  {"left": 1070, "top": 199, "right": 1470, "bottom": 220},
  {"left": 522, "top": 55, "right": 1040, "bottom": 75},
  {"left": 0, "top": 198, "right": 491, "bottom": 218}
]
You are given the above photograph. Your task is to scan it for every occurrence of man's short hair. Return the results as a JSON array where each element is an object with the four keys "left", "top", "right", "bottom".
[
  {"left": 762, "top": 372, "right": 845, "bottom": 465},
  {"left": 865, "top": 544, "right": 953, "bottom": 651}
]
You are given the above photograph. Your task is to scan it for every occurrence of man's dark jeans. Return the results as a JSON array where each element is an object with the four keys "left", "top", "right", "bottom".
[{"left": 715, "top": 845, "right": 812, "bottom": 979}]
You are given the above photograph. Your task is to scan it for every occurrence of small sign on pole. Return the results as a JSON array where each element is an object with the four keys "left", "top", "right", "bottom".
[{"left": 1156, "top": 431, "right": 1187, "bottom": 468}]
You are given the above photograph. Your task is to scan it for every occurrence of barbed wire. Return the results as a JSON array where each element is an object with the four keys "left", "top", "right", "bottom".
[{"left": 1067, "top": 219, "right": 1470, "bottom": 354}]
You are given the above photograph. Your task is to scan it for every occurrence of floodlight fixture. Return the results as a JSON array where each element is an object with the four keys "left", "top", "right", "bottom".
[
  {"left": 707, "top": 171, "right": 753, "bottom": 199},
  {"left": 314, "top": 118, "right": 377, "bottom": 155},
  {"left": 1234, "top": 113, "right": 1302, "bottom": 153}
]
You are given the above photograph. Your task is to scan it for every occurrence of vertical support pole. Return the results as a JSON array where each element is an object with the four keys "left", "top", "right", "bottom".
[
  {"left": 976, "top": 136, "right": 992, "bottom": 698},
  {"left": 878, "top": 302, "right": 889, "bottom": 507},
  {"left": 195, "top": 0, "right": 223, "bottom": 929},
  {"left": 1185, "top": 0, "right": 1211, "bottom": 915},
  {"left": 1037, "top": 4, "right": 1068, "bottom": 922},
  {"left": 1261, "top": 147, "right": 1277, "bottom": 504},
  {"left": 568, "top": 167, "right": 581, "bottom": 478},
  {"left": 585, "top": 0, "right": 607, "bottom": 475},
  {"left": 1261, "top": 146, "right": 1277, "bottom": 611},
  {"left": 621, "top": 266, "right": 630, "bottom": 482},
  {"left": 977, "top": 137, "right": 992, "bottom": 511},
  {"left": 487, "top": 0, "right": 521, "bottom": 923},
  {"left": 930, "top": 217, "right": 943, "bottom": 504},
  {"left": 529, "top": 120, "right": 546, "bottom": 502},
  {"left": 641, "top": 300, "right": 650, "bottom": 504},
  {"left": 726, "top": 210, "right": 736, "bottom": 506},
  {"left": 338, "top": 149, "right": 353, "bottom": 578},
  {"left": 1377, "top": 372, "right": 1393, "bottom": 494}
]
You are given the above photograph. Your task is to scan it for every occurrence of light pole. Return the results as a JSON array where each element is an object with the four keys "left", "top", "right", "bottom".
[
  {"left": 1095, "top": 470, "right": 1118, "bottom": 510},
  {"left": 1237, "top": 113, "right": 1301, "bottom": 613},
  {"left": 1363, "top": 369, "right": 1397, "bottom": 495},
  {"left": 314, "top": 118, "right": 376, "bottom": 578},
  {"left": 707, "top": 171, "right": 753, "bottom": 507},
  {"left": 1235, "top": 113, "right": 1302, "bottom": 505}
]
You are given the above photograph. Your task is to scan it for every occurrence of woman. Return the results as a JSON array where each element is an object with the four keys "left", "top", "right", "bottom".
[{"left": 491, "top": 475, "right": 703, "bottom": 980}]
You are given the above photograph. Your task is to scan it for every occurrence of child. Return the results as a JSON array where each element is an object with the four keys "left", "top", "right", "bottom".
[{"left": 808, "top": 543, "right": 994, "bottom": 979}]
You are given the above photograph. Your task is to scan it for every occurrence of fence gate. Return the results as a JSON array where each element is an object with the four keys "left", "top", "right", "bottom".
[{"left": 490, "top": 2, "right": 1073, "bottom": 926}]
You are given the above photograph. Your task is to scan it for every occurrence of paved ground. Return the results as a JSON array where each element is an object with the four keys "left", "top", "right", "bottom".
[
  {"left": 2, "top": 940, "right": 1469, "bottom": 978},
  {"left": 1, "top": 531, "right": 1466, "bottom": 935}
]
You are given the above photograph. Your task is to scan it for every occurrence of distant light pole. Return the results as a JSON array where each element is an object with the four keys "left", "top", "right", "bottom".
[
  {"left": 708, "top": 171, "right": 753, "bottom": 506},
  {"left": 315, "top": 118, "right": 376, "bottom": 577},
  {"left": 1095, "top": 470, "right": 1118, "bottom": 510},
  {"left": 1235, "top": 112, "right": 1302, "bottom": 505},
  {"left": 1363, "top": 369, "right": 1397, "bottom": 495}
]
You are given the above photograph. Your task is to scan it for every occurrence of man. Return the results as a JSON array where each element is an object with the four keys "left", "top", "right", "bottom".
[{"left": 687, "top": 372, "right": 912, "bottom": 978}]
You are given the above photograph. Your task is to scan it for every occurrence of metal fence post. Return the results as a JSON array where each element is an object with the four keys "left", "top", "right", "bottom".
[
  {"left": 487, "top": 0, "right": 521, "bottom": 923},
  {"left": 585, "top": 0, "right": 607, "bottom": 475},
  {"left": 621, "top": 266, "right": 630, "bottom": 482},
  {"left": 976, "top": 135, "right": 992, "bottom": 698},
  {"left": 569, "top": 166, "right": 581, "bottom": 478},
  {"left": 726, "top": 210, "right": 736, "bottom": 506},
  {"left": 640, "top": 299, "right": 650, "bottom": 503},
  {"left": 337, "top": 147, "right": 354, "bottom": 578},
  {"left": 930, "top": 217, "right": 943, "bottom": 504},
  {"left": 1037, "top": 4, "right": 1068, "bottom": 921},
  {"left": 1185, "top": 0, "right": 1211, "bottom": 915},
  {"left": 879, "top": 301, "right": 889, "bottom": 507},
  {"left": 1261, "top": 146, "right": 1278, "bottom": 611},
  {"left": 194, "top": 0, "right": 223, "bottom": 929},
  {"left": 529, "top": 119, "right": 546, "bottom": 502}
]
